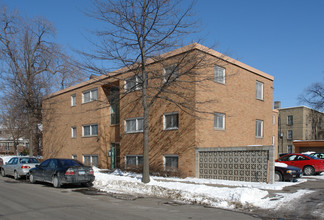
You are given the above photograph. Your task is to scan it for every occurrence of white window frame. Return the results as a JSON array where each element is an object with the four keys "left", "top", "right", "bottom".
[
  {"left": 125, "top": 75, "right": 143, "bottom": 92},
  {"left": 82, "top": 124, "right": 98, "bottom": 137},
  {"left": 125, "top": 117, "right": 144, "bottom": 133},
  {"left": 163, "top": 112, "right": 179, "bottom": 130},
  {"left": 164, "top": 65, "right": 178, "bottom": 82},
  {"left": 82, "top": 88, "right": 98, "bottom": 103},
  {"left": 256, "top": 81, "right": 264, "bottom": 100},
  {"left": 71, "top": 126, "right": 77, "bottom": 138},
  {"left": 214, "top": 65, "right": 225, "bottom": 84},
  {"left": 71, "top": 94, "right": 76, "bottom": 106},
  {"left": 256, "top": 120, "right": 263, "bottom": 138},
  {"left": 272, "top": 115, "right": 275, "bottom": 125},
  {"left": 163, "top": 155, "right": 178, "bottom": 171},
  {"left": 72, "top": 154, "right": 77, "bottom": 160},
  {"left": 125, "top": 155, "right": 143, "bottom": 168},
  {"left": 83, "top": 154, "right": 98, "bottom": 166},
  {"left": 214, "top": 112, "right": 225, "bottom": 130}
]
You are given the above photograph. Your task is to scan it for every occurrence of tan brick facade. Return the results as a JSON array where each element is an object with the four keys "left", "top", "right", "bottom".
[{"left": 42, "top": 43, "right": 277, "bottom": 178}]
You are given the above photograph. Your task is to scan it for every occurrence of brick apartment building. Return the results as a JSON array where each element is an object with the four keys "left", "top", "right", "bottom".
[
  {"left": 277, "top": 105, "right": 324, "bottom": 154},
  {"left": 42, "top": 43, "right": 277, "bottom": 182}
]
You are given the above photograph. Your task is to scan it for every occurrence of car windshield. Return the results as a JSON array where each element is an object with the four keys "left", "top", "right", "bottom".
[
  {"left": 303, "top": 154, "right": 319, "bottom": 160},
  {"left": 58, "top": 159, "right": 83, "bottom": 167},
  {"left": 19, "top": 158, "right": 39, "bottom": 164}
]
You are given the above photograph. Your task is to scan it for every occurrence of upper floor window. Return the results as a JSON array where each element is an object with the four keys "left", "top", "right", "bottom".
[
  {"left": 71, "top": 94, "right": 76, "bottom": 106},
  {"left": 214, "top": 65, "right": 225, "bottom": 84},
  {"left": 163, "top": 112, "right": 179, "bottom": 130},
  {"left": 214, "top": 112, "right": 225, "bottom": 130},
  {"left": 125, "top": 117, "right": 144, "bottom": 133},
  {"left": 164, "top": 65, "right": 178, "bottom": 82},
  {"left": 256, "top": 120, "right": 263, "bottom": 138},
  {"left": 82, "top": 88, "right": 98, "bottom": 103},
  {"left": 272, "top": 115, "right": 276, "bottom": 125},
  {"left": 256, "top": 81, "right": 263, "bottom": 100},
  {"left": 125, "top": 76, "right": 138, "bottom": 92},
  {"left": 110, "top": 88, "right": 120, "bottom": 125},
  {"left": 71, "top": 126, "right": 77, "bottom": 138},
  {"left": 287, "top": 130, "right": 293, "bottom": 140},
  {"left": 82, "top": 124, "right": 98, "bottom": 137},
  {"left": 287, "top": 115, "right": 293, "bottom": 126}
]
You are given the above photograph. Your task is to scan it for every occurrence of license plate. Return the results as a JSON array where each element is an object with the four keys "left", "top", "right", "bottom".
[{"left": 79, "top": 171, "right": 85, "bottom": 175}]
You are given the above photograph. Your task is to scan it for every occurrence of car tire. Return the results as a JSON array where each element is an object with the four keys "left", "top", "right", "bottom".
[
  {"left": 1, "top": 168, "right": 6, "bottom": 177},
  {"left": 29, "top": 173, "right": 36, "bottom": 184},
  {"left": 14, "top": 171, "right": 20, "bottom": 180},
  {"left": 275, "top": 171, "right": 283, "bottom": 182},
  {"left": 53, "top": 176, "right": 61, "bottom": 188},
  {"left": 303, "top": 166, "right": 315, "bottom": 176}
]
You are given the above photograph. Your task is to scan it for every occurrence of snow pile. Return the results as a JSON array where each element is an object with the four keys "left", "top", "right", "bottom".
[{"left": 92, "top": 169, "right": 313, "bottom": 210}]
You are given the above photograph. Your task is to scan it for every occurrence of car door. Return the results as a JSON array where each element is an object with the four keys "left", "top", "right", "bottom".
[
  {"left": 44, "top": 159, "right": 57, "bottom": 182},
  {"left": 6, "top": 157, "right": 18, "bottom": 176},
  {"left": 34, "top": 159, "right": 51, "bottom": 181}
]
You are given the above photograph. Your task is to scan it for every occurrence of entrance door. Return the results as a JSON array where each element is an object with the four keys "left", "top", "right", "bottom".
[{"left": 110, "top": 143, "right": 120, "bottom": 169}]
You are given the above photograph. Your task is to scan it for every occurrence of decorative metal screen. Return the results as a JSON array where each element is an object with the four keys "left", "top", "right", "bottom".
[{"left": 198, "top": 150, "right": 270, "bottom": 182}]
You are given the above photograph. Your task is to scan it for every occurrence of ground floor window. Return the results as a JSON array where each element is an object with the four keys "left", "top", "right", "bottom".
[
  {"left": 83, "top": 154, "right": 98, "bottom": 167},
  {"left": 125, "top": 155, "right": 143, "bottom": 168},
  {"left": 72, "top": 154, "right": 77, "bottom": 160},
  {"left": 164, "top": 155, "right": 178, "bottom": 171}
]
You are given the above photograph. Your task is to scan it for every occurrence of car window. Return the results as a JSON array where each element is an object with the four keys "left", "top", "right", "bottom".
[
  {"left": 288, "top": 155, "right": 297, "bottom": 161},
  {"left": 40, "top": 159, "right": 51, "bottom": 168},
  {"left": 295, "top": 156, "right": 308, "bottom": 161},
  {"left": 278, "top": 155, "right": 290, "bottom": 161},
  {"left": 305, "top": 154, "right": 320, "bottom": 160},
  {"left": 58, "top": 159, "right": 82, "bottom": 167},
  {"left": 48, "top": 160, "right": 57, "bottom": 169},
  {"left": 9, "top": 158, "right": 18, "bottom": 165},
  {"left": 19, "top": 158, "right": 28, "bottom": 164},
  {"left": 7, "top": 158, "right": 15, "bottom": 164}
]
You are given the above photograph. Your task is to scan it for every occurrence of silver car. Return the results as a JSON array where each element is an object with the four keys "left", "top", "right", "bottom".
[{"left": 1, "top": 157, "right": 40, "bottom": 179}]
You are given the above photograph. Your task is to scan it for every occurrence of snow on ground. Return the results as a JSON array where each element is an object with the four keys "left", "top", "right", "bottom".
[{"left": 92, "top": 167, "right": 318, "bottom": 210}]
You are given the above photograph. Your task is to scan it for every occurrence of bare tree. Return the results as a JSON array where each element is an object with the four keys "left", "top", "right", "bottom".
[
  {"left": 80, "top": 0, "right": 220, "bottom": 183},
  {"left": 0, "top": 5, "right": 85, "bottom": 156},
  {"left": 299, "top": 82, "right": 324, "bottom": 111}
]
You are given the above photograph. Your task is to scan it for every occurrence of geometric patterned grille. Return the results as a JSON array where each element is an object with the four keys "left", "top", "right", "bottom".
[{"left": 198, "top": 150, "right": 269, "bottom": 182}]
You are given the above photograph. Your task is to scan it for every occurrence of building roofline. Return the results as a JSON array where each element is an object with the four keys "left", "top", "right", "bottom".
[
  {"left": 278, "top": 105, "right": 324, "bottom": 113},
  {"left": 44, "top": 43, "right": 274, "bottom": 100}
]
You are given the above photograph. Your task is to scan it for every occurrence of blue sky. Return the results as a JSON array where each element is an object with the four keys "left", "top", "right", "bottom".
[{"left": 1, "top": 0, "right": 324, "bottom": 109}]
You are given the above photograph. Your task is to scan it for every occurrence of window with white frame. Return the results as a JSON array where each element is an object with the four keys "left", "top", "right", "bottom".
[
  {"left": 125, "top": 155, "right": 143, "bottom": 168},
  {"left": 214, "top": 65, "right": 225, "bottom": 84},
  {"left": 82, "top": 88, "right": 98, "bottom": 103},
  {"left": 71, "top": 94, "right": 76, "bottom": 106},
  {"left": 214, "top": 112, "right": 225, "bottom": 130},
  {"left": 125, "top": 117, "right": 144, "bottom": 133},
  {"left": 272, "top": 136, "right": 275, "bottom": 145},
  {"left": 256, "top": 81, "right": 263, "bottom": 100},
  {"left": 287, "top": 115, "right": 293, "bottom": 126},
  {"left": 124, "top": 74, "right": 147, "bottom": 92},
  {"left": 82, "top": 124, "right": 98, "bottom": 137},
  {"left": 287, "top": 130, "right": 293, "bottom": 140},
  {"left": 71, "top": 126, "right": 77, "bottom": 138},
  {"left": 163, "top": 112, "right": 179, "bottom": 130},
  {"left": 164, "top": 65, "right": 178, "bottom": 82},
  {"left": 272, "top": 115, "right": 276, "bottom": 125},
  {"left": 256, "top": 120, "right": 263, "bottom": 138},
  {"left": 164, "top": 155, "right": 178, "bottom": 171},
  {"left": 83, "top": 155, "right": 98, "bottom": 166},
  {"left": 72, "top": 154, "right": 77, "bottom": 160}
]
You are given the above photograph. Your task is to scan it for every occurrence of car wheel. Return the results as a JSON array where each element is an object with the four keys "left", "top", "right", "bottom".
[
  {"left": 275, "top": 171, "right": 283, "bottom": 182},
  {"left": 53, "top": 176, "right": 61, "bottom": 188},
  {"left": 29, "top": 173, "right": 36, "bottom": 184},
  {"left": 303, "top": 166, "right": 315, "bottom": 176},
  {"left": 1, "top": 168, "right": 6, "bottom": 177},
  {"left": 14, "top": 171, "right": 20, "bottom": 180}
]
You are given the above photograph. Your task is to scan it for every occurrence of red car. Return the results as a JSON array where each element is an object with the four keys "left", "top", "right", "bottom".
[{"left": 276, "top": 153, "right": 324, "bottom": 176}]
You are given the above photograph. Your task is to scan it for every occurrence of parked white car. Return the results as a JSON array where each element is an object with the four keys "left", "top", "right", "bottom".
[
  {"left": 1, "top": 157, "right": 40, "bottom": 179},
  {"left": 0, "top": 156, "right": 16, "bottom": 168}
]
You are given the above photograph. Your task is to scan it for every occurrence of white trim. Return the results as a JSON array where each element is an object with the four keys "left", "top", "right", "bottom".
[
  {"left": 214, "top": 112, "right": 225, "bottom": 130},
  {"left": 125, "top": 117, "right": 144, "bottom": 133},
  {"left": 71, "top": 94, "right": 76, "bottom": 106},
  {"left": 82, "top": 88, "right": 98, "bottom": 103},
  {"left": 82, "top": 124, "right": 98, "bottom": 137},
  {"left": 256, "top": 81, "right": 263, "bottom": 100},
  {"left": 214, "top": 65, "right": 225, "bottom": 84},
  {"left": 163, "top": 112, "right": 179, "bottom": 130},
  {"left": 71, "top": 126, "right": 77, "bottom": 138}
]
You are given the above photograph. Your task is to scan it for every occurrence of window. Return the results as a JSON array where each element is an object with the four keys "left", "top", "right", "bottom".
[
  {"left": 82, "top": 124, "right": 98, "bottom": 137},
  {"left": 287, "top": 115, "right": 293, "bottom": 126},
  {"left": 287, "top": 145, "right": 293, "bottom": 154},
  {"left": 256, "top": 120, "right": 263, "bottom": 138},
  {"left": 82, "top": 88, "right": 98, "bottom": 103},
  {"left": 164, "top": 65, "right": 178, "bottom": 82},
  {"left": 125, "top": 117, "right": 144, "bottom": 133},
  {"left": 214, "top": 65, "right": 225, "bottom": 84},
  {"left": 72, "top": 154, "right": 77, "bottom": 160},
  {"left": 287, "top": 130, "right": 293, "bottom": 140},
  {"left": 256, "top": 81, "right": 263, "bottom": 100},
  {"left": 71, "top": 126, "right": 77, "bottom": 138},
  {"left": 110, "top": 88, "right": 120, "bottom": 125},
  {"left": 272, "top": 136, "right": 275, "bottom": 145},
  {"left": 83, "top": 155, "right": 98, "bottom": 167},
  {"left": 125, "top": 75, "right": 146, "bottom": 92},
  {"left": 163, "top": 112, "right": 179, "bottom": 130},
  {"left": 164, "top": 155, "right": 178, "bottom": 171},
  {"left": 71, "top": 94, "right": 76, "bottom": 106},
  {"left": 125, "top": 155, "right": 143, "bottom": 168},
  {"left": 214, "top": 113, "right": 225, "bottom": 130},
  {"left": 272, "top": 115, "right": 276, "bottom": 125}
]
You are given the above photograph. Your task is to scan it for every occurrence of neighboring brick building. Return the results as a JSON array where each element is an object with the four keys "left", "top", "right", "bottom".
[
  {"left": 277, "top": 105, "right": 324, "bottom": 154},
  {"left": 42, "top": 43, "right": 277, "bottom": 181}
]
